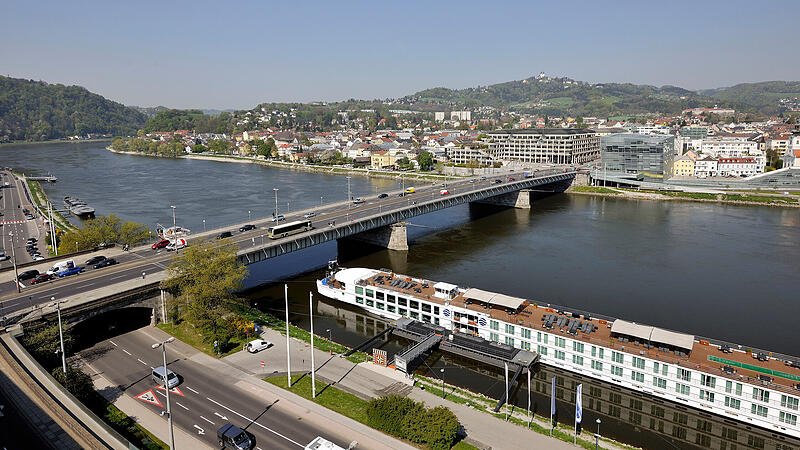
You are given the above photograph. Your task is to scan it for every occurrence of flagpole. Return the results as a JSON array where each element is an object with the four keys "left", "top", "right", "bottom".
[
  {"left": 285, "top": 284, "right": 291, "bottom": 387},
  {"left": 550, "top": 375, "right": 555, "bottom": 437},
  {"left": 527, "top": 369, "right": 531, "bottom": 429},
  {"left": 310, "top": 291, "right": 316, "bottom": 398},
  {"left": 575, "top": 383, "right": 583, "bottom": 445},
  {"left": 504, "top": 362, "right": 509, "bottom": 421}
]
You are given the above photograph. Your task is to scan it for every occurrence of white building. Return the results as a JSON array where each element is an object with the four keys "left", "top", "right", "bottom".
[
  {"left": 699, "top": 138, "right": 765, "bottom": 172},
  {"left": 450, "top": 111, "right": 471, "bottom": 121},
  {"left": 434, "top": 112, "right": 446, "bottom": 122},
  {"left": 631, "top": 125, "right": 670, "bottom": 135},
  {"left": 717, "top": 157, "right": 760, "bottom": 177},
  {"left": 694, "top": 157, "right": 719, "bottom": 177},
  {"left": 782, "top": 150, "right": 800, "bottom": 169},
  {"left": 446, "top": 146, "right": 495, "bottom": 166}
]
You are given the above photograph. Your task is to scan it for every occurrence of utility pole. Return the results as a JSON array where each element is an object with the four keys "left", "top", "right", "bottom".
[
  {"left": 273, "top": 188, "right": 279, "bottom": 218},
  {"left": 152, "top": 337, "right": 176, "bottom": 450},
  {"left": 285, "top": 284, "right": 291, "bottom": 387},
  {"left": 309, "top": 291, "right": 316, "bottom": 398},
  {"left": 9, "top": 232, "right": 20, "bottom": 293},
  {"left": 52, "top": 297, "right": 66, "bottom": 374}
]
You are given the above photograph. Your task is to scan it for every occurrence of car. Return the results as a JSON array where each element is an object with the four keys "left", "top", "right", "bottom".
[
  {"left": 239, "top": 224, "right": 256, "bottom": 232},
  {"left": 469, "top": 179, "right": 477, "bottom": 183},
  {"left": 26, "top": 238, "right": 37, "bottom": 244},
  {"left": 440, "top": 189, "right": 450, "bottom": 195},
  {"left": 17, "top": 269, "right": 39, "bottom": 281},
  {"left": 270, "top": 214, "right": 285, "bottom": 222},
  {"left": 440, "top": 183, "right": 446, "bottom": 187},
  {"left": 217, "top": 423, "right": 254, "bottom": 450},
  {"left": 93, "top": 258, "right": 117, "bottom": 269},
  {"left": 404, "top": 187, "right": 415, "bottom": 194},
  {"left": 245, "top": 339, "right": 272, "bottom": 353},
  {"left": 352, "top": 197, "right": 365, "bottom": 205},
  {"left": 30, "top": 273, "right": 52, "bottom": 284},
  {"left": 494, "top": 179, "right": 502, "bottom": 184},
  {"left": 0, "top": 255, "right": 10, "bottom": 261},
  {"left": 397, "top": 192, "right": 406, "bottom": 197},
  {"left": 377, "top": 193, "right": 388, "bottom": 199},
  {"left": 480, "top": 177, "right": 487, "bottom": 181},
  {"left": 152, "top": 366, "right": 180, "bottom": 389},
  {"left": 57, "top": 266, "right": 83, "bottom": 278},
  {"left": 85, "top": 255, "right": 107, "bottom": 265},
  {"left": 166, "top": 238, "right": 188, "bottom": 251},
  {"left": 33, "top": 255, "right": 45, "bottom": 261},
  {"left": 303, "top": 212, "right": 316, "bottom": 219},
  {"left": 216, "top": 231, "right": 233, "bottom": 240},
  {"left": 508, "top": 177, "right": 515, "bottom": 181},
  {"left": 152, "top": 239, "right": 170, "bottom": 249}
]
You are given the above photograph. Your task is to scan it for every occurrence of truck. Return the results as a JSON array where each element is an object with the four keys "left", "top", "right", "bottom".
[
  {"left": 404, "top": 187, "right": 415, "bottom": 194},
  {"left": 46, "top": 260, "right": 75, "bottom": 276}
]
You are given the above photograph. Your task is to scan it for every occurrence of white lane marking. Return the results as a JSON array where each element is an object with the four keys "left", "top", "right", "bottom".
[
  {"left": 206, "top": 397, "right": 303, "bottom": 447},
  {"left": 108, "top": 274, "right": 128, "bottom": 281},
  {"left": 137, "top": 358, "right": 147, "bottom": 366},
  {"left": 155, "top": 390, "right": 166, "bottom": 398},
  {"left": 200, "top": 415, "right": 215, "bottom": 425},
  {"left": 185, "top": 386, "right": 199, "bottom": 394},
  {"left": 175, "top": 401, "right": 189, "bottom": 411},
  {"left": 193, "top": 425, "right": 205, "bottom": 435},
  {"left": 109, "top": 340, "right": 118, "bottom": 347},
  {"left": 213, "top": 412, "right": 228, "bottom": 420},
  {"left": 122, "top": 349, "right": 132, "bottom": 356}
]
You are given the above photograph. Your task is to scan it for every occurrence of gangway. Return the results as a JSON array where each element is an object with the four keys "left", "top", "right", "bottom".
[
  {"left": 493, "top": 364, "right": 526, "bottom": 412},
  {"left": 394, "top": 332, "right": 442, "bottom": 373},
  {"left": 343, "top": 326, "right": 395, "bottom": 357}
]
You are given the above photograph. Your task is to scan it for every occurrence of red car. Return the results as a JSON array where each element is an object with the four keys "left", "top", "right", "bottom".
[
  {"left": 30, "top": 273, "right": 52, "bottom": 284},
  {"left": 152, "top": 239, "right": 170, "bottom": 249}
]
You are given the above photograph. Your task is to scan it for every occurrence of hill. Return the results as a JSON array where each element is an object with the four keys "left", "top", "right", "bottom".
[
  {"left": 0, "top": 76, "right": 146, "bottom": 142},
  {"left": 699, "top": 81, "right": 800, "bottom": 114},
  {"left": 142, "top": 109, "right": 232, "bottom": 134}
]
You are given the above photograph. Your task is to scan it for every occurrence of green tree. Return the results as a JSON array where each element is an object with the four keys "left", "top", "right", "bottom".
[
  {"left": 57, "top": 214, "right": 151, "bottom": 253},
  {"left": 208, "top": 139, "right": 232, "bottom": 154},
  {"left": 21, "top": 324, "right": 74, "bottom": 370},
  {"left": 52, "top": 366, "right": 96, "bottom": 404},
  {"left": 423, "top": 406, "right": 460, "bottom": 450},
  {"left": 417, "top": 151, "right": 434, "bottom": 171},
  {"left": 191, "top": 144, "right": 207, "bottom": 153},
  {"left": 161, "top": 241, "right": 248, "bottom": 342}
]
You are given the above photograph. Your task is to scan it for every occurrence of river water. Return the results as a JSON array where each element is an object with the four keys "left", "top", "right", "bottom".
[{"left": 4, "top": 142, "right": 799, "bottom": 449}]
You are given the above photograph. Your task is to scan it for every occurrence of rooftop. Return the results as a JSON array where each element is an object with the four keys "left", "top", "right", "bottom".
[{"left": 487, "top": 128, "right": 597, "bottom": 136}]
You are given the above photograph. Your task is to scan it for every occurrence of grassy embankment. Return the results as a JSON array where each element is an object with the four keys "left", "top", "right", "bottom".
[
  {"left": 659, "top": 191, "right": 800, "bottom": 205},
  {"left": 568, "top": 186, "right": 621, "bottom": 195},
  {"left": 264, "top": 376, "right": 478, "bottom": 450},
  {"left": 26, "top": 179, "right": 76, "bottom": 231},
  {"left": 157, "top": 305, "right": 369, "bottom": 363}
]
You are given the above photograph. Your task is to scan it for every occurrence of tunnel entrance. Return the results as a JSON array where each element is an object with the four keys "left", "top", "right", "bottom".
[{"left": 70, "top": 307, "right": 153, "bottom": 351}]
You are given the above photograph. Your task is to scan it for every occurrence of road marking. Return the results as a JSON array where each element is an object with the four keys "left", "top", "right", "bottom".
[
  {"left": 213, "top": 412, "right": 228, "bottom": 420},
  {"left": 206, "top": 396, "right": 303, "bottom": 447},
  {"left": 155, "top": 390, "right": 166, "bottom": 398},
  {"left": 109, "top": 340, "right": 118, "bottom": 346},
  {"left": 137, "top": 358, "right": 147, "bottom": 366},
  {"left": 193, "top": 425, "right": 205, "bottom": 435},
  {"left": 175, "top": 401, "right": 189, "bottom": 410},
  {"left": 122, "top": 349, "right": 132, "bottom": 356},
  {"left": 108, "top": 274, "right": 128, "bottom": 281},
  {"left": 200, "top": 415, "right": 215, "bottom": 425},
  {"left": 135, "top": 389, "right": 163, "bottom": 407},
  {"left": 185, "top": 386, "right": 199, "bottom": 394}
]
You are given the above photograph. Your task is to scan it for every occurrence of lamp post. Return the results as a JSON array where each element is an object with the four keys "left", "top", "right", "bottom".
[
  {"left": 152, "top": 337, "right": 176, "bottom": 450},
  {"left": 440, "top": 368, "right": 445, "bottom": 399},
  {"left": 273, "top": 188, "right": 279, "bottom": 218},
  {"left": 203, "top": 219, "right": 206, "bottom": 232},
  {"left": 170, "top": 205, "right": 176, "bottom": 229},
  {"left": 595, "top": 418, "right": 601, "bottom": 450},
  {"left": 320, "top": 196, "right": 323, "bottom": 207},
  {"left": 52, "top": 297, "right": 66, "bottom": 374},
  {"left": 8, "top": 232, "right": 20, "bottom": 293},
  {"left": 326, "top": 328, "right": 332, "bottom": 355},
  {"left": 346, "top": 176, "right": 352, "bottom": 205},
  {"left": 248, "top": 210, "right": 251, "bottom": 222}
]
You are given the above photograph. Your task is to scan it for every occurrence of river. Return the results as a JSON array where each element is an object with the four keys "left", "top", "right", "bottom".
[{"left": 4, "top": 141, "right": 799, "bottom": 449}]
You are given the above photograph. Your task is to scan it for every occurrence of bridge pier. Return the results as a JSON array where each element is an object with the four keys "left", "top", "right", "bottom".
[
  {"left": 474, "top": 189, "right": 532, "bottom": 209},
  {"left": 339, "top": 222, "right": 408, "bottom": 251}
]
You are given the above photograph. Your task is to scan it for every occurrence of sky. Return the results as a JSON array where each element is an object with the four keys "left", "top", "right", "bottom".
[{"left": 2, "top": 0, "right": 798, "bottom": 110}]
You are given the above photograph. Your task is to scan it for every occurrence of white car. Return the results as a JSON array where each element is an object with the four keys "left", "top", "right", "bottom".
[
  {"left": 303, "top": 212, "right": 316, "bottom": 219},
  {"left": 246, "top": 339, "right": 272, "bottom": 353}
]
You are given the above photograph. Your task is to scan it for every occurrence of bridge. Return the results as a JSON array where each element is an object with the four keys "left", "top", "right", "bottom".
[{"left": 0, "top": 169, "right": 575, "bottom": 326}]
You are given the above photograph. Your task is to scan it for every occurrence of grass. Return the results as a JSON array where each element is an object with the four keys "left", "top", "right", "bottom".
[
  {"left": 658, "top": 190, "right": 799, "bottom": 205},
  {"left": 568, "top": 186, "right": 620, "bottom": 195},
  {"left": 156, "top": 320, "right": 250, "bottom": 358},
  {"left": 102, "top": 403, "right": 167, "bottom": 449},
  {"left": 450, "top": 443, "right": 480, "bottom": 450},
  {"left": 265, "top": 375, "right": 370, "bottom": 423},
  {"left": 26, "top": 179, "right": 76, "bottom": 231}
]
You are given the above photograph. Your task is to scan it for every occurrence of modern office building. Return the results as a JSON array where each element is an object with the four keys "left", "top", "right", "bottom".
[
  {"left": 486, "top": 129, "right": 599, "bottom": 164},
  {"left": 680, "top": 126, "right": 709, "bottom": 140},
  {"left": 600, "top": 133, "right": 676, "bottom": 178},
  {"left": 446, "top": 146, "right": 495, "bottom": 166}
]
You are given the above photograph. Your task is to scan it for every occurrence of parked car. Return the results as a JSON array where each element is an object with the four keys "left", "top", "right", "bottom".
[
  {"left": 30, "top": 273, "right": 52, "bottom": 284},
  {"left": 217, "top": 423, "right": 254, "bottom": 450},
  {"left": 239, "top": 224, "right": 256, "bottom": 232},
  {"left": 18, "top": 269, "right": 39, "bottom": 281},
  {"left": 33, "top": 255, "right": 45, "bottom": 261},
  {"left": 508, "top": 177, "right": 515, "bottom": 181},
  {"left": 216, "top": 231, "right": 233, "bottom": 240},
  {"left": 93, "top": 258, "right": 117, "bottom": 269},
  {"left": 303, "top": 212, "right": 316, "bottom": 219},
  {"left": 85, "top": 255, "right": 107, "bottom": 265},
  {"left": 57, "top": 266, "right": 84, "bottom": 278},
  {"left": 151, "top": 366, "right": 180, "bottom": 389},
  {"left": 0, "top": 255, "right": 10, "bottom": 261},
  {"left": 245, "top": 340, "right": 272, "bottom": 353},
  {"left": 352, "top": 197, "right": 365, "bottom": 204},
  {"left": 152, "top": 239, "right": 170, "bottom": 249},
  {"left": 480, "top": 177, "right": 487, "bottom": 181},
  {"left": 377, "top": 193, "right": 388, "bottom": 199},
  {"left": 270, "top": 214, "right": 285, "bottom": 222}
]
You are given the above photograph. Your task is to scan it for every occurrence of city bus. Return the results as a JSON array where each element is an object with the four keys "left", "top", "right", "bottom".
[{"left": 268, "top": 220, "right": 313, "bottom": 239}]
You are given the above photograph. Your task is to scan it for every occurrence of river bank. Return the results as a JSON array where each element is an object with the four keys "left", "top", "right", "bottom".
[
  {"left": 0, "top": 138, "right": 112, "bottom": 148},
  {"left": 566, "top": 185, "right": 800, "bottom": 208},
  {"left": 106, "top": 146, "right": 460, "bottom": 182}
]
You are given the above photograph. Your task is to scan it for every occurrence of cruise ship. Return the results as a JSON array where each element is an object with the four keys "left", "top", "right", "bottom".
[
  {"left": 317, "top": 266, "right": 800, "bottom": 439},
  {"left": 63, "top": 196, "right": 95, "bottom": 218}
]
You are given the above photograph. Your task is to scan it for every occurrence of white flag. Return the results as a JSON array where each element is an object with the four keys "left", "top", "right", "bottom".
[{"left": 575, "top": 383, "right": 583, "bottom": 424}]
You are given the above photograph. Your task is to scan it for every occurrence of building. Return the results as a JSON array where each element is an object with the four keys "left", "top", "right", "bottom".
[
  {"left": 672, "top": 151, "right": 697, "bottom": 177},
  {"left": 717, "top": 157, "right": 760, "bottom": 177},
  {"left": 630, "top": 125, "right": 670, "bottom": 135},
  {"left": 600, "top": 134, "right": 676, "bottom": 178},
  {"left": 434, "top": 112, "right": 446, "bottom": 122},
  {"left": 370, "top": 151, "right": 398, "bottom": 169},
  {"left": 699, "top": 138, "right": 765, "bottom": 171},
  {"left": 782, "top": 149, "right": 800, "bottom": 169},
  {"left": 694, "top": 157, "right": 719, "bottom": 177},
  {"left": 680, "top": 126, "right": 709, "bottom": 140},
  {"left": 486, "top": 129, "right": 600, "bottom": 165},
  {"left": 450, "top": 111, "right": 471, "bottom": 121},
  {"left": 446, "top": 146, "right": 495, "bottom": 166}
]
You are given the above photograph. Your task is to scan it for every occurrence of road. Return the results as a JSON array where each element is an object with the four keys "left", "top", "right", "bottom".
[
  {"left": 0, "top": 170, "right": 47, "bottom": 270},
  {"left": 77, "top": 327, "right": 353, "bottom": 450},
  {"left": 0, "top": 168, "right": 574, "bottom": 318}
]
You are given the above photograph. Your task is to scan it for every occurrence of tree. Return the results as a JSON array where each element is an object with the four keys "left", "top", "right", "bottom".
[
  {"left": 191, "top": 144, "right": 207, "bottom": 153},
  {"left": 118, "top": 221, "right": 151, "bottom": 246},
  {"left": 417, "top": 151, "right": 434, "bottom": 171},
  {"left": 208, "top": 139, "right": 232, "bottom": 154},
  {"left": 57, "top": 214, "right": 151, "bottom": 253},
  {"left": 21, "top": 324, "right": 74, "bottom": 370},
  {"left": 161, "top": 241, "right": 248, "bottom": 341},
  {"left": 423, "top": 406, "right": 460, "bottom": 450},
  {"left": 52, "top": 366, "right": 96, "bottom": 404}
]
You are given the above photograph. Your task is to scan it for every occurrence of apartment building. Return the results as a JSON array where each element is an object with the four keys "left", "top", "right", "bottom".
[{"left": 486, "top": 129, "right": 600, "bottom": 164}]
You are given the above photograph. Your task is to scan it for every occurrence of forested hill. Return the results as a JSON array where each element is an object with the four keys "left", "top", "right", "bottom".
[
  {"left": 699, "top": 81, "right": 800, "bottom": 115},
  {"left": 0, "top": 76, "right": 146, "bottom": 142}
]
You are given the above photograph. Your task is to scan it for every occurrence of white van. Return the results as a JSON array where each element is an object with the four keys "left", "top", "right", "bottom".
[
  {"left": 46, "top": 260, "right": 75, "bottom": 276},
  {"left": 152, "top": 366, "right": 180, "bottom": 388},
  {"left": 246, "top": 340, "right": 272, "bottom": 353}
]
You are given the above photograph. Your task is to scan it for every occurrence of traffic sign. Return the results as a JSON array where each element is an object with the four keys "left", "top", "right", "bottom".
[
  {"left": 135, "top": 389, "right": 163, "bottom": 407},
  {"left": 154, "top": 385, "right": 185, "bottom": 397}
]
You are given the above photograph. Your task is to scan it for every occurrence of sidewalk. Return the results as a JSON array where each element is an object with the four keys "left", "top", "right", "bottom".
[{"left": 225, "top": 327, "right": 585, "bottom": 450}]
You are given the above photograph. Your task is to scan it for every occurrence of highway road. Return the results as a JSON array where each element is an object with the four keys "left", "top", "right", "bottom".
[
  {"left": 0, "top": 170, "right": 47, "bottom": 270},
  {"left": 0, "top": 169, "right": 572, "bottom": 318},
  {"left": 77, "top": 327, "right": 351, "bottom": 449}
]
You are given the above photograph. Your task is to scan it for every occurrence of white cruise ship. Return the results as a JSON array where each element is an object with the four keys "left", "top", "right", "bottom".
[{"left": 317, "top": 266, "right": 800, "bottom": 439}]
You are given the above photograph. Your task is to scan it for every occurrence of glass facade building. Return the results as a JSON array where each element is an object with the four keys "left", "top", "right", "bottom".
[
  {"left": 601, "top": 134, "right": 676, "bottom": 178},
  {"left": 680, "top": 126, "right": 709, "bottom": 140}
]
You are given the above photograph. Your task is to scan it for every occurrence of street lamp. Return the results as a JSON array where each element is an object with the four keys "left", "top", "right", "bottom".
[
  {"left": 51, "top": 297, "right": 66, "bottom": 374},
  {"left": 326, "top": 328, "right": 332, "bottom": 355},
  {"left": 248, "top": 210, "right": 251, "bottom": 222},
  {"left": 170, "top": 205, "right": 176, "bottom": 229},
  {"left": 320, "top": 196, "right": 323, "bottom": 207},
  {"left": 346, "top": 176, "right": 352, "bottom": 205},
  {"left": 595, "top": 418, "right": 601, "bottom": 450},
  {"left": 273, "top": 188, "right": 279, "bottom": 218},
  {"left": 152, "top": 337, "right": 177, "bottom": 450},
  {"left": 8, "top": 232, "right": 20, "bottom": 293},
  {"left": 440, "top": 368, "right": 446, "bottom": 398},
  {"left": 203, "top": 219, "right": 206, "bottom": 232}
]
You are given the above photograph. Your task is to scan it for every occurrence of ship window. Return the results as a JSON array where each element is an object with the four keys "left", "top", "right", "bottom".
[
  {"left": 491, "top": 320, "right": 499, "bottom": 331},
  {"left": 537, "top": 345, "right": 548, "bottom": 355},
  {"left": 387, "top": 305, "right": 396, "bottom": 313},
  {"left": 521, "top": 329, "right": 531, "bottom": 339},
  {"left": 398, "top": 297, "right": 407, "bottom": 306},
  {"left": 386, "top": 294, "right": 396, "bottom": 304},
  {"left": 410, "top": 312, "right": 419, "bottom": 320},
  {"left": 376, "top": 302, "right": 384, "bottom": 310},
  {"left": 366, "top": 300, "right": 374, "bottom": 307},
  {"left": 505, "top": 324, "right": 515, "bottom": 334},
  {"left": 573, "top": 355, "right": 584, "bottom": 366},
  {"left": 699, "top": 389, "right": 714, "bottom": 402},
  {"left": 675, "top": 383, "right": 690, "bottom": 397},
  {"left": 782, "top": 395, "right": 799, "bottom": 410},
  {"left": 422, "top": 315, "right": 431, "bottom": 323},
  {"left": 365, "top": 289, "right": 374, "bottom": 298},
  {"left": 753, "top": 388, "right": 769, "bottom": 403},
  {"left": 555, "top": 350, "right": 565, "bottom": 360},
  {"left": 701, "top": 374, "right": 715, "bottom": 388},
  {"left": 399, "top": 308, "right": 407, "bottom": 316},
  {"left": 573, "top": 342, "right": 584, "bottom": 353},
  {"left": 434, "top": 306, "right": 439, "bottom": 315},
  {"left": 631, "top": 371, "right": 644, "bottom": 383},
  {"left": 376, "top": 291, "right": 384, "bottom": 300},
  {"left": 751, "top": 404, "right": 768, "bottom": 418},
  {"left": 780, "top": 412, "right": 797, "bottom": 426},
  {"left": 356, "top": 297, "right": 364, "bottom": 304},
  {"left": 653, "top": 377, "right": 666, "bottom": 389},
  {"left": 490, "top": 332, "right": 499, "bottom": 342},
  {"left": 610, "top": 366, "right": 623, "bottom": 377},
  {"left": 592, "top": 360, "right": 603, "bottom": 371},
  {"left": 434, "top": 317, "right": 439, "bottom": 325},
  {"left": 422, "top": 303, "right": 431, "bottom": 313},
  {"left": 724, "top": 396, "right": 740, "bottom": 410},
  {"left": 355, "top": 286, "right": 363, "bottom": 295},
  {"left": 410, "top": 300, "right": 419, "bottom": 310}
]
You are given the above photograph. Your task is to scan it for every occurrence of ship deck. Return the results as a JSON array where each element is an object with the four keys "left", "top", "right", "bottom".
[{"left": 335, "top": 271, "right": 800, "bottom": 396}]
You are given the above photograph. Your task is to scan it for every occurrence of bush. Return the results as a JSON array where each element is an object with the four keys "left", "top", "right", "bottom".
[
  {"left": 51, "top": 366, "right": 96, "bottom": 405},
  {"left": 366, "top": 395, "right": 460, "bottom": 449},
  {"left": 423, "top": 406, "right": 459, "bottom": 450},
  {"left": 105, "top": 404, "right": 133, "bottom": 429},
  {"left": 400, "top": 403, "right": 427, "bottom": 443},
  {"left": 366, "top": 395, "right": 420, "bottom": 437}
]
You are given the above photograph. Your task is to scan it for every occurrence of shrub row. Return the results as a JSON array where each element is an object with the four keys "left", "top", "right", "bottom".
[{"left": 366, "top": 395, "right": 459, "bottom": 450}]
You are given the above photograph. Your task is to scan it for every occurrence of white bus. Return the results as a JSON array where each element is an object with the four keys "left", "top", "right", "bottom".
[{"left": 268, "top": 220, "right": 313, "bottom": 239}]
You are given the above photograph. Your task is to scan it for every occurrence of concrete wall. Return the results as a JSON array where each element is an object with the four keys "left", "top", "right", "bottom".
[
  {"left": 475, "top": 189, "right": 532, "bottom": 209},
  {"left": 339, "top": 223, "right": 409, "bottom": 251}
]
